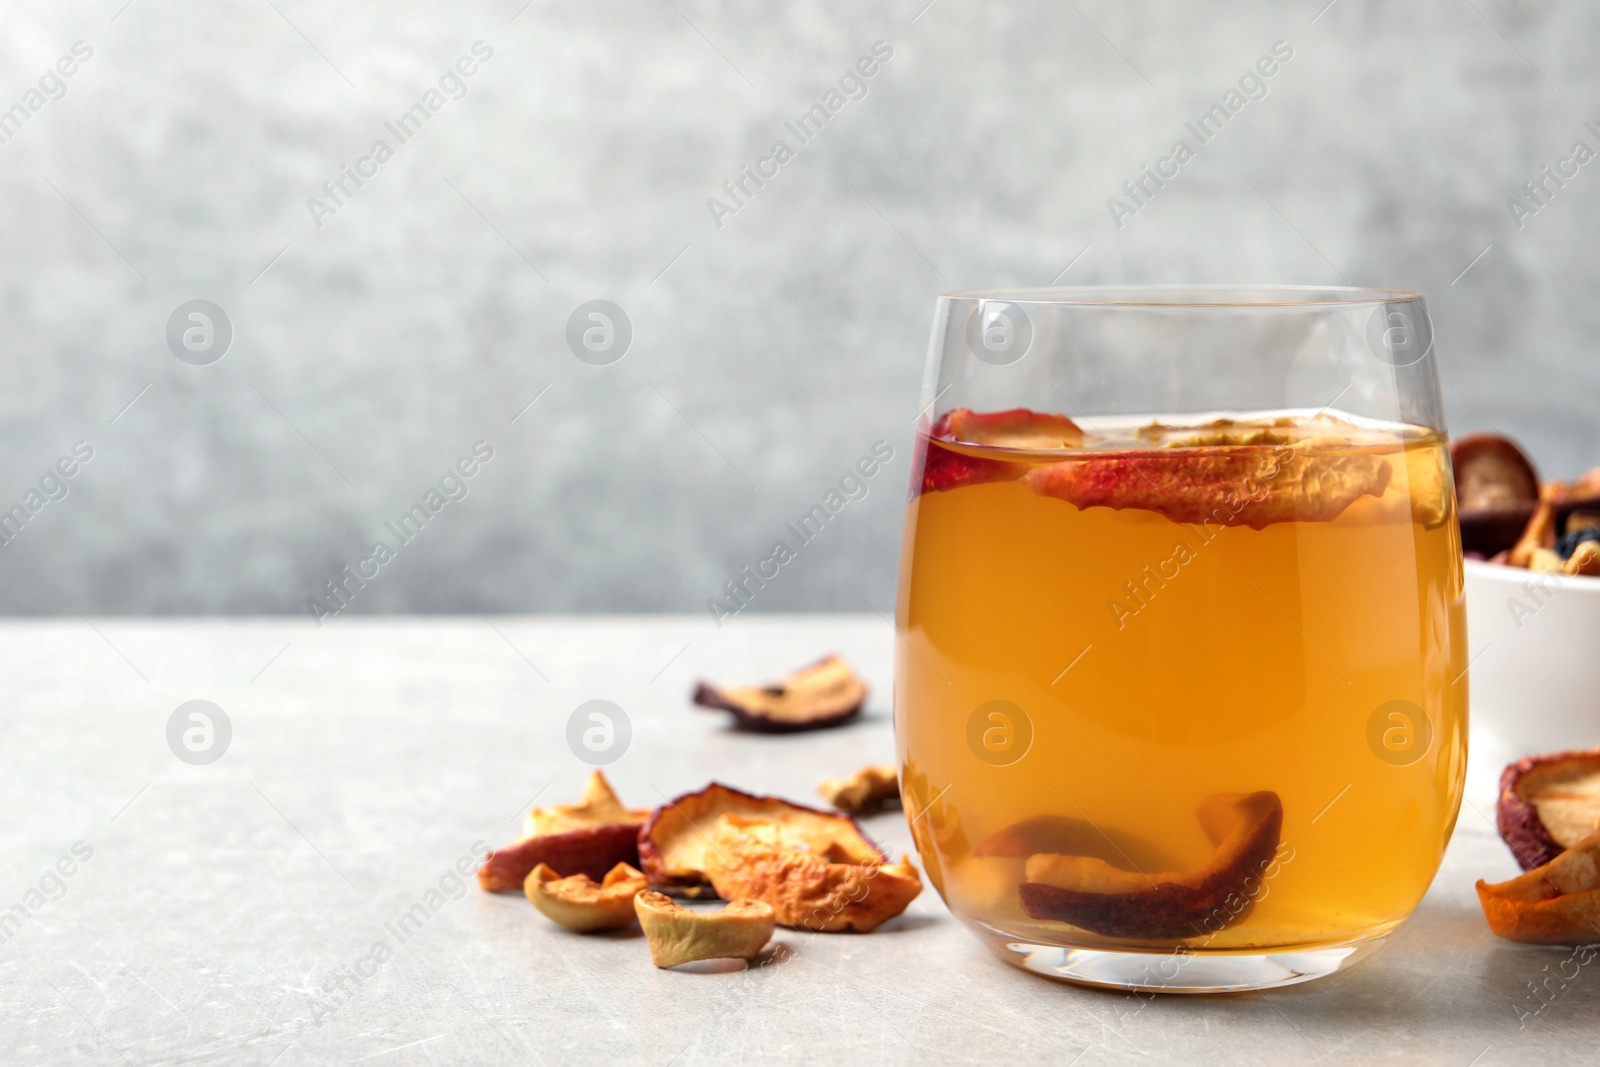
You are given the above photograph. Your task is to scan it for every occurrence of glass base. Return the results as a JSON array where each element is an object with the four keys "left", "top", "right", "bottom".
[{"left": 974, "top": 923, "right": 1389, "bottom": 994}]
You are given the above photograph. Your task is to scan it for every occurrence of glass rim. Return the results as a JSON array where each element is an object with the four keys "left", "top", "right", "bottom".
[{"left": 938, "top": 284, "right": 1425, "bottom": 308}]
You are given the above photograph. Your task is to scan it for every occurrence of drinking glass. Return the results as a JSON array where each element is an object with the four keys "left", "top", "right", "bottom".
[{"left": 894, "top": 286, "right": 1466, "bottom": 992}]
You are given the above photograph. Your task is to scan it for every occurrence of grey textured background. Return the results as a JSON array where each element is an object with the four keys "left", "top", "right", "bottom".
[{"left": 2, "top": 0, "right": 1595, "bottom": 617}]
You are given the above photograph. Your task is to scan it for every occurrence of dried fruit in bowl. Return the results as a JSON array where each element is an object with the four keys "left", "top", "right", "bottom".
[
  {"left": 1507, "top": 484, "right": 1560, "bottom": 569},
  {"left": 639, "top": 782, "right": 884, "bottom": 894},
  {"left": 478, "top": 771, "right": 649, "bottom": 893},
  {"left": 692, "top": 655, "right": 866, "bottom": 733},
  {"left": 1452, "top": 431, "right": 1538, "bottom": 556},
  {"left": 1556, "top": 516, "right": 1600, "bottom": 561},
  {"left": 1566, "top": 467, "right": 1600, "bottom": 510},
  {"left": 818, "top": 764, "right": 900, "bottom": 812},
  {"left": 634, "top": 891, "right": 776, "bottom": 968},
  {"left": 704, "top": 814, "right": 923, "bottom": 932},
  {"left": 524, "top": 862, "right": 648, "bottom": 933},
  {"left": 916, "top": 408, "right": 1082, "bottom": 495},
  {"left": 1478, "top": 829, "right": 1600, "bottom": 945},
  {"left": 1024, "top": 443, "right": 1391, "bottom": 529},
  {"left": 1453, "top": 434, "right": 1540, "bottom": 511},
  {"left": 1565, "top": 541, "right": 1600, "bottom": 576},
  {"left": 1019, "top": 791, "right": 1283, "bottom": 940},
  {"left": 1497, "top": 748, "right": 1600, "bottom": 871}
]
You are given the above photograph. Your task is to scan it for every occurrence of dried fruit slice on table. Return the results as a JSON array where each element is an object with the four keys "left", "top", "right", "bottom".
[
  {"left": 638, "top": 782, "right": 885, "bottom": 894},
  {"left": 1478, "top": 829, "right": 1600, "bottom": 945},
  {"left": 478, "top": 771, "right": 649, "bottom": 892},
  {"left": 524, "top": 862, "right": 648, "bottom": 933},
  {"left": 1024, "top": 443, "right": 1392, "bottom": 528},
  {"left": 692, "top": 655, "right": 867, "bottom": 733},
  {"left": 704, "top": 814, "right": 923, "bottom": 932},
  {"left": 1497, "top": 748, "right": 1600, "bottom": 871},
  {"left": 818, "top": 763, "right": 900, "bottom": 812},
  {"left": 917, "top": 408, "right": 1083, "bottom": 496},
  {"left": 634, "top": 891, "right": 776, "bottom": 968},
  {"left": 639, "top": 782, "right": 921, "bottom": 930},
  {"left": 1019, "top": 791, "right": 1283, "bottom": 940}
]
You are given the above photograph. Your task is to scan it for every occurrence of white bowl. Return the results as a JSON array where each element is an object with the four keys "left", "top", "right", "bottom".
[{"left": 1464, "top": 558, "right": 1600, "bottom": 757}]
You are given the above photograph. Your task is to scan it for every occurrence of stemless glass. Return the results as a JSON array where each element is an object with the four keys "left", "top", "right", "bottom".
[{"left": 894, "top": 286, "right": 1467, "bottom": 993}]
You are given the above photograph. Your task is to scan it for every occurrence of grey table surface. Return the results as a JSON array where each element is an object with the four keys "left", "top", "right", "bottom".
[{"left": 0, "top": 614, "right": 1588, "bottom": 1066}]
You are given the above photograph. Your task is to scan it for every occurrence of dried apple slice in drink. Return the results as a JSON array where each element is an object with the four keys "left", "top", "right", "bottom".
[
  {"left": 1401, "top": 442, "right": 1451, "bottom": 529},
  {"left": 938, "top": 408, "right": 1084, "bottom": 451},
  {"left": 1019, "top": 791, "right": 1283, "bottom": 940},
  {"left": 974, "top": 814, "right": 1172, "bottom": 871},
  {"left": 818, "top": 763, "right": 900, "bottom": 812},
  {"left": 478, "top": 771, "right": 649, "bottom": 892},
  {"left": 900, "top": 759, "right": 966, "bottom": 895},
  {"left": 692, "top": 655, "right": 866, "bottom": 733},
  {"left": 1497, "top": 747, "right": 1600, "bottom": 871},
  {"left": 916, "top": 408, "right": 1083, "bottom": 496},
  {"left": 1023, "top": 441, "right": 1392, "bottom": 529}
]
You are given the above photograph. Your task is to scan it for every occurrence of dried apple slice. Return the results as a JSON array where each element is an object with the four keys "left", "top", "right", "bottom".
[
  {"left": 916, "top": 407, "right": 1083, "bottom": 496},
  {"left": 1019, "top": 791, "right": 1283, "bottom": 940},
  {"left": 1478, "top": 828, "right": 1600, "bottom": 945},
  {"left": 1025, "top": 444, "right": 1391, "bottom": 529},
  {"left": 1566, "top": 541, "right": 1600, "bottom": 576},
  {"left": 1507, "top": 483, "right": 1561, "bottom": 568},
  {"left": 704, "top": 814, "right": 923, "bottom": 932},
  {"left": 938, "top": 408, "right": 1083, "bottom": 451},
  {"left": 975, "top": 814, "right": 1173, "bottom": 872},
  {"left": 917, "top": 438, "right": 1026, "bottom": 496},
  {"left": 638, "top": 782, "right": 884, "bottom": 893},
  {"left": 478, "top": 771, "right": 649, "bottom": 893},
  {"left": 1497, "top": 748, "right": 1600, "bottom": 871},
  {"left": 899, "top": 759, "right": 966, "bottom": 895},
  {"left": 1453, "top": 434, "right": 1540, "bottom": 511},
  {"left": 634, "top": 891, "right": 776, "bottom": 967},
  {"left": 524, "top": 862, "right": 648, "bottom": 932},
  {"left": 692, "top": 655, "right": 866, "bottom": 733},
  {"left": 1564, "top": 467, "right": 1600, "bottom": 516}
]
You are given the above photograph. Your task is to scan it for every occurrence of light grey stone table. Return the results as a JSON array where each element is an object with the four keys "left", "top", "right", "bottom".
[{"left": 0, "top": 615, "right": 1587, "bottom": 1065}]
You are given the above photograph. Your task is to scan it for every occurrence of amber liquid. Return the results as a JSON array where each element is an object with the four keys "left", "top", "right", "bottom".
[{"left": 895, "top": 417, "right": 1467, "bottom": 952}]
